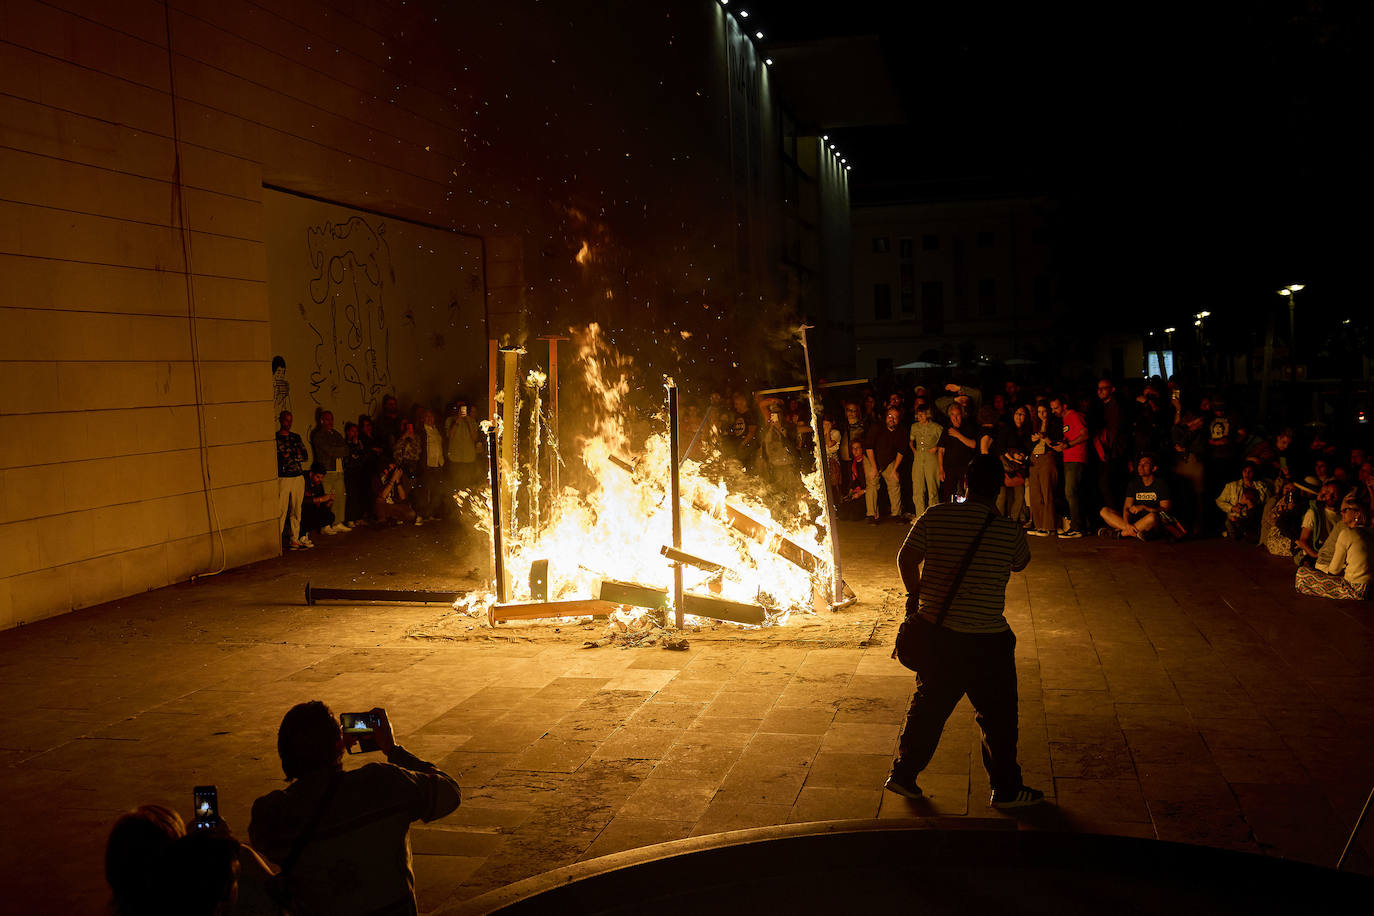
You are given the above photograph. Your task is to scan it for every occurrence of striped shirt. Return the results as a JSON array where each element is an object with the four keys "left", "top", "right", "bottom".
[{"left": 900, "top": 501, "right": 1030, "bottom": 633}]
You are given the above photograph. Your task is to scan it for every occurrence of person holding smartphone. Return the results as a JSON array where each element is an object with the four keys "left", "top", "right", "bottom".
[{"left": 250, "top": 702, "right": 461, "bottom": 916}]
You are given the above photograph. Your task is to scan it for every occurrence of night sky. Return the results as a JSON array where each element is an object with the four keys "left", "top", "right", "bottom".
[{"left": 747, "top": 1, "right": 1369, "bottom": 338}]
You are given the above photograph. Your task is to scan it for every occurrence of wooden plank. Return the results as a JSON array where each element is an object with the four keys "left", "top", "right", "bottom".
[{"left": 489, "top": 599, "right": 620, "bottom": 623}]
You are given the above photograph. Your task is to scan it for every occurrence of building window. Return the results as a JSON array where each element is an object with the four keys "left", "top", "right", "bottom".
[
  {"left": 922, "top": 234, "right": 939, "bottom": 251},
  {"left": 873, "top": 283, "right": 892, "bottom": 320},
  {"left": 977, "top": 231, "right": 994, "bottom": 248},
  {"left": 979, "top": 278, "right": 996, "bottom": 317},
  {"left": 898, "top": 238, "right": 913, "bottom": 259},
  {"left": 1034, "top": 275, "right": 1052, "bottom": 313},
  {"left": 922, "top": 281, "right": 944, "bottom": 333},
  {"left": 872, "top": 236, "right": 890, "bottom": 253}
]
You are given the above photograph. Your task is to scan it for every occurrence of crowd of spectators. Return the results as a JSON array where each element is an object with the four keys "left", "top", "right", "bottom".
[
  {"left": 275, "top": 396, "right": 486, "bottom": 550},
  {"left": 687, "top": 374, "right": 1372, "bottom": 603}
]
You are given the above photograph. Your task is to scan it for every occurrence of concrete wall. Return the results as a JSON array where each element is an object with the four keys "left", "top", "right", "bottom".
[{"left": 0, "top": 0, "right": 840, "bottom": 630}]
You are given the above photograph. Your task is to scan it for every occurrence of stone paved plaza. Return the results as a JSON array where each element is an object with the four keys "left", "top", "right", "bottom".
[{"left": 1, "top": 518, "right": 1372, "bottom": 912}]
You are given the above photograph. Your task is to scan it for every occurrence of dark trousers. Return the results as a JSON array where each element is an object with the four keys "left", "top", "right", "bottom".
[{"left": 895, "top": 625, "right": 1022, "bottom": 794}]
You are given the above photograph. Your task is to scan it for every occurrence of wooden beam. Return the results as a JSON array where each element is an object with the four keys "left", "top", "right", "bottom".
[{"left": 489, "top": 599, "right": 620, "bottom": 624}]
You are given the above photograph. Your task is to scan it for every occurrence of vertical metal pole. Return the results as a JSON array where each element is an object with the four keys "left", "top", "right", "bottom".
[
  {"left": 500, "top": 348, "right": 520, "bottom": 535},
  {"left": 800, "top": 325, "right": 844, "bottom": 604},
  {"left": 486, "top": 426, "right": 506, "bottom": 603},
  {"left": 487, "top": 339, "right": 498, "bottom": 425},
  {"left": 667, "top": 382, "right": 684, "bottom": 629}
]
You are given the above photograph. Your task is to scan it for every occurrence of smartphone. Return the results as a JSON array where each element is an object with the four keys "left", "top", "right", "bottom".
[
  {"left": 192, "top": 785, "right": 220, "bottom": 830},
  {"left": 340, "top": 711, "right": 382, "bottom": 754}
]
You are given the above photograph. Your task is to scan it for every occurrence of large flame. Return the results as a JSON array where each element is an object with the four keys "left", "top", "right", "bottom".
[{"left": 456, "top": 325, "right": 833, "bottom": 628}]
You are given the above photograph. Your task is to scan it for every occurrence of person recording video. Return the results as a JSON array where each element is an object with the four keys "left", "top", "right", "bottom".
[{"left": 249, "top": 702, "right": 460, "bottom": 916}]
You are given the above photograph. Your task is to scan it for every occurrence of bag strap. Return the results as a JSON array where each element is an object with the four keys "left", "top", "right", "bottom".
[
  {"left": 280, "top": 768, "right": 342, "bottom": 878},
  {"left": 932, "top": 509, "right": 997, "bottom": 628}
]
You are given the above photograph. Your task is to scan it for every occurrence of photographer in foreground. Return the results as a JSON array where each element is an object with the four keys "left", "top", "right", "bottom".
[
  {"left": 887, "top": 455, "right": 1043, "bottom": 809},
  {"left": 250, "top": 702, "right": 461, "bottom": 916}
]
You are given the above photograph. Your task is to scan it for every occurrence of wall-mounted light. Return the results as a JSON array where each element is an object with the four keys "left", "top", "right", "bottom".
[
  {"left": 739, "top": 9, "right": 749, "bottom": 16},
  {"left": 764, "top": 57, "right": 772, "bottom": 65},
  {"left": 755, "top": 31, "right": 763, "bottom": 39}
]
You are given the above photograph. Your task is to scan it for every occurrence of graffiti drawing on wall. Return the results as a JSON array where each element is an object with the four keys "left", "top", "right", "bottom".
[
  {"left": 301, "top": 216, "right": 395, "bottom": 415},
  {"left": 271, "top": 355, "right": 292, "bottom": 417}
]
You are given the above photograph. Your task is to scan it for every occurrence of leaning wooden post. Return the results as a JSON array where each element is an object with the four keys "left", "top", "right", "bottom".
[
  {"left": 486, "top": 424, "right": 507, "bottom": 604},
  {"left": 499, "top": 347, "right": 522, "bottom": 535},
  {"left": 667, "top": 379, "right": 684, "bottom": 629},
  {"left": 800, "top": 324, "right": 844, "bottom": 604}
]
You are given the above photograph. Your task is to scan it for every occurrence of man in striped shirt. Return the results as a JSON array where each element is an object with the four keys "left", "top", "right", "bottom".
[{"left": 886, "top": 455, "right": 1045, "bottom": 808}]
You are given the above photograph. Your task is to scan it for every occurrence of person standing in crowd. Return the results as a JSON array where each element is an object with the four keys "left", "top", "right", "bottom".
[
  {"left": 342, "top": 422, "right": 372, "bottom": 526},
  {"left": 310, "top": 410, "right": 352, "bottom": 531},
  {"left": 1172, "top": 408, "right": 1208, "bottom": 534},
  {"left": 1026, "top": 401, "right": 1060, "bottom": 537},
  {"left": 1092, "top": 378, "right": 1127, "bottom": 519},
  {"left": 445, "top": 400, "right": 483, "bottom": 492},
  {"left": 276, "top": 411, "right": 311, "bottom": 550},
  {"left": 415, "top": 408, "right": 446, "bottom": 523},
  {"left": 374, "top": 394, "right": 404, "bottom": 450},
  {"left": 759, "top": 403, "right": 801, "bottom": 493},
  {"left": 886, "top": 455, "right": 1042, "bottom": 809},
  {"left": 865, "top": 406, "right": 908, "bottom": 524},
  {"left": 392, "top": 419, "right": 422, "bottom": 525},
  {"left": 909, "top": 403, "right": 943, "bottom": 520},
  {"left": 997, "top": 404, "right": 1033, "bottom": 523},
  {"left": 1050, "top": 394, "right": 1088, "bottom": 538},
  {"left": 938, "top": 402, "right": 978, "bottom": 504}
]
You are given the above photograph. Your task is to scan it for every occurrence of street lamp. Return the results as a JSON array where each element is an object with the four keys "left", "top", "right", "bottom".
[{"left": 1275, "top": 284, "right": 1304, "bottom": 420}]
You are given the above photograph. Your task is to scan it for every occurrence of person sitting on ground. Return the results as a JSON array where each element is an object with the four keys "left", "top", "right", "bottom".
[
  {"left": 302, "top": 464, "right": 346, "bottom": 538},
  {"left": 1296, "top": 481, "right": 1344, "bottom": 567},
  {"left": 249, "top": 702, "right": 461, "bottom": 916},
  {"left": 1295, "top": 494, "right": 1372, "bottom": 600},
  {"left": 1224, "top": 488, "right": 1264, "bottom": 544},
  {"left": 1097, "top": 454, "right": 1173, "bottom": 540},
  {"left": 1216, "top": 461, "right": 1269, "bottom": 540},
  {"left": 373, "top": 456, "right": 416, "bottom": 526},
  {"left": 1264, "top": 481, "right": 1305, "bottom": 558}
]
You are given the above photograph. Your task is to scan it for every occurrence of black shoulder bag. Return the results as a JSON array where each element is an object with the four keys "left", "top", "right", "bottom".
[
  {"left": 892, "top": 512, "right": 996, "bottom": 672},
  {"left": 265, "top": 769, "right": 342, "bottom": 908}
]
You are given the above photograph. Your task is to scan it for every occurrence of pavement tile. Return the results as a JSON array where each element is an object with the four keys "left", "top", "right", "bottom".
[
  {"left": 758, "top": 706, "right": 836, "bottom": 735},
  {"left": 1049, "top": 741, "right": 1138, "bottom": 780},
  {"left": 690, "top": 799, "right": 791, "bottom": 836},
  {"left": 590, "top": 726, "right": 683, "bottom": 760},
  {"left": 627, "top": 700, "right": 706, "bottom": 730},
  {"left": 616, "top": 776, "right": 717, "bottom": 821},
  {"left": 601, "top": 668, "right": 679, "bottom": 693},
  {"left": 819, "top": 722, "right": 899, "bottom": 756},
  {"left": 787, "top": 786, "right": 883, "bottom": 823},
  {"left": 703, "top": 689, "right": 783, "bottom": 718},
  {"left": 804, "top": 752, "right": 893, "bottom": 789},
  {"left": 1209, "top": 745, "right": 1311, "bottom": 785},
  {"left": 655, "top": 741, "right": 743, "bottom": 780},
  {"left": 683, "top": 715, "right": 761, "bottom": 744},
  {"left": 1052, "top": 777, "right": 1152, "bottom": 823},
  {"left": 410, "top": 825, "right": 506, "bottom": 857},
  {"left": 717, "top": 765, "right": 808, "bottom": 806},
  {"left": 832, "top": 694, "right": 907, "bottom": 724},
  {"left": 413, "top": 855, "right": 488, "bottom": 912},
  {"left": 579, "top": 816, "right": 693, "bottom": 860},
  {"left": 506, "top": 736, "right": 598, "bottom": 772},
  {"left": 736, "top": 733, "right": 822, "bottom": 770}
]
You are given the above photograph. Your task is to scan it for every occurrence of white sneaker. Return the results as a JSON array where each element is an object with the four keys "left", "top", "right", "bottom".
[
  {"left": 414, "top": 516, "right": 424, "bottom": 526},
  {"left": 299, "top": 536, "right": 315, "bottom": 548},
  {"left": 341, "top": 521, "right": 355, "bottom": 530}
]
